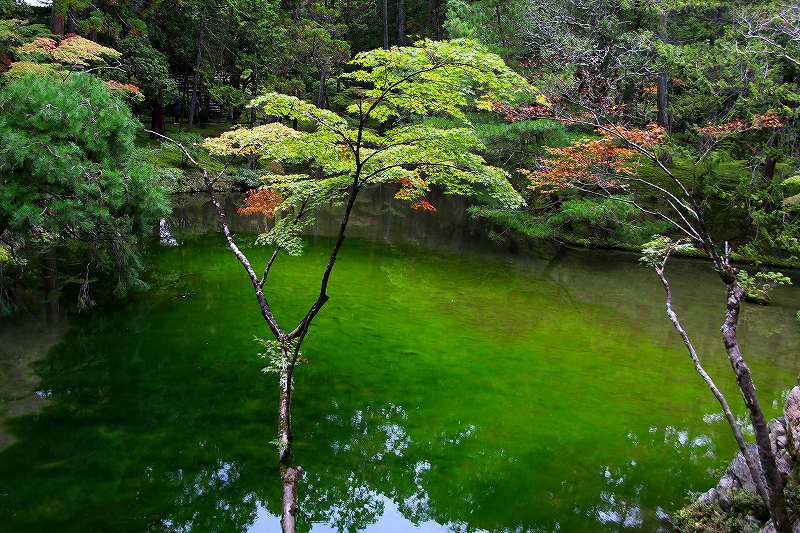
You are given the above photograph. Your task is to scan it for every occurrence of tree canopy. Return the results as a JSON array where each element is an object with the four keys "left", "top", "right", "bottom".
[{"left": 0, "top": 73, "right": 168, "bottom": 311}]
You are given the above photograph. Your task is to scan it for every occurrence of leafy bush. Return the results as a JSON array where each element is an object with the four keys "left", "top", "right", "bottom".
[
  {"left": 0, "top": 73, "right": 169, "bottom": 308},
  {"left": 471, "top": 195, "right": 671, "bottom": 247},
  {"left": 737, "top": 270, "right": 792, "bottom": 304}
]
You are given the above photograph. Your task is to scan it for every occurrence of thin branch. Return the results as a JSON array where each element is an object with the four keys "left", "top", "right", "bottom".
[
  {"left": 145, "top": 130, "right": 284, "bottom": 338},
  {"left": 656, "top": 252, "right": 770, "bottom": 507}
]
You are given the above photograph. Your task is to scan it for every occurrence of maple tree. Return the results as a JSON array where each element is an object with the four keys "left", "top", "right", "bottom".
[
  {"left": 103, "top": 79, "right": 144, "bottom": 102},
  {"left": 4, "top": 32, "right": 143, "bottom": 103},
  {"left": 154, "top": 39, "right": 529, "bottom": 533},
  {"left": 517, "top": 104, "right": 795, "bottom": 530},
  {"left": 524, "top": 124, "right": 664, "bottom": 193},
  {"left": 15, "top": 33, "right": 120, "bottom": 67},
  {"left": 237, "top": 189, "right": 283, "bottom": 217}
]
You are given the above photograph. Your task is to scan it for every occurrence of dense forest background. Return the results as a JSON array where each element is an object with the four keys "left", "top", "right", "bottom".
[{"left": 0, "top": 0, "right": 798, "bottom": 308}]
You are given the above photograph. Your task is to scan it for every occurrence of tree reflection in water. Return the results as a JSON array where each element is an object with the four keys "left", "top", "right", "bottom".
[{"left": 1, "top": 233, "right": 798, "bottom": 531}]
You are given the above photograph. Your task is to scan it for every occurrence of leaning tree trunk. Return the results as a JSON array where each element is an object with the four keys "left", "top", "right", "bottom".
[
  {"left": 722, "top": 281, "right": 791, "bottom": 533},
  {"left": 201, "top": 168, "right": 302, "bottom": 532},
  {"left": 657, "top": 263, "right": 769, "bottom": 506}
]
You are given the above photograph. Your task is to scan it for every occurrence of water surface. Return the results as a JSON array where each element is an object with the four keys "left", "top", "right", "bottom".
[{"left": 1, "top": 191, "right": 799, "bottom": 532}]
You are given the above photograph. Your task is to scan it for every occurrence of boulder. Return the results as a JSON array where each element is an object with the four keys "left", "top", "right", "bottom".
[
  {"left": 728, "top": 444, "right": 765, "bottom": 494},
  {"left": 759, "top": 518, "right": 800, "bottom": 533},
  {"left": 768, "top": 417, "right": 794, "bottom": 478},
  {"left": 784, "top": 386, "right": 800, "bottom": 460},
  {"left": 695, "top": 487, "right": 719, "bottom": 506}
]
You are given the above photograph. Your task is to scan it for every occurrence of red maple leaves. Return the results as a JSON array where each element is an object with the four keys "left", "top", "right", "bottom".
[
  {"left": 237, "top": 189, "right": 283, "bottom": 217},
  {"left": 411, "top": 200, "right": 437, "bottom": 213},
  {"left": 394, "top": 177, "right": 437, "bottom": 213}
]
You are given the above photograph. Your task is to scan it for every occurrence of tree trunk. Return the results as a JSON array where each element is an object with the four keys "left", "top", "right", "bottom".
[
  {"left": 382, "top": 0, "right": 389, "bottom": 49},
  {"left": 250, "top": 67, "right": 259, "bottom": 126},
  {"left": 51, "top": 0, "right": 65, "bottom": 36},
  {"left": 66, "top": 8, "right": 77, "bottom": 34},
  {"left": 187, "top": 13, "right": 205, "bottom": 131},
  {"left": 432, "top": 0, "right": 440, "bottom": 38},
  {"left": 656, "top": 73, "right": 669, "bottom": 131},
  {"left": 278, "top": 354, "right": 300, "bottom": 533},
  {"left": 150, "top": 100, "right": 165, "bottom": 138},
  {"left": 657, "top": 263, "right": 769, "bottom": 506},
  {"left": 89, "top": 0, "right": 98, "bottom": 41},
  {"left": 722, "top": 281, "right": 791, "bottom": 533},
  {"left": 397, "top": 0, "right": 406, "bottom": 45},
  {"left": 763, "top": 158, "right": 777, "bottom": 183},
  {"left": 656, "top": 11, "right": 671, "bottom": 132},
  {"left": 495, "top": 4, "right": 505, "bottom": 49},
  {"left": 281, "top": 463, "right": 300, "bottom": 533},
  {"left": 317, "top": 66, "right": 329, "bottom": 109},
  {"left": 424, "top": 0, "right": 432, "bottom": 37},
  {"left": 425, "top": 0, "right": 442, "bottom": 38},
  {"left": 45, "top": 250, "right": 60, "bottom": 323},
  {"left": 344, "top": 0, "right": 351, "bottom": 42}
]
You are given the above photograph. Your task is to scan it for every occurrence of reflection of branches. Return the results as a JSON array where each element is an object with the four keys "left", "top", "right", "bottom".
[{"left": 299, "top": 402, "right": 479, "bottom": 531}]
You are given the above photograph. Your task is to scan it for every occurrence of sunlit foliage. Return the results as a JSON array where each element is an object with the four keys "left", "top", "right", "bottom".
[
  {"left": 16, "top": 33, "right": 120, "bottom": 67},
  {"left": 204, "top": 40, "right": 529, "bottom": 256}
]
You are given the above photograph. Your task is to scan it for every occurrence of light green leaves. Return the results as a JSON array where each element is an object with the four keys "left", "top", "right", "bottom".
[
  {"left": 202, "top": 123, "right": 300, "bottom": 156},
  {"left": 249, "top": 93, "right": 348, "bottom": 131},
  {"left": 344, "top": 38, "right": 531, "bottom": 122},
  {"left": 737, "top": 270, "right": 792, "bottom": 304},
  {"left": 207, "top": 40, "right": 527, "bottom": 256},
  {"left": 639, "top": 235, "right": 692, "bottom": 268}
]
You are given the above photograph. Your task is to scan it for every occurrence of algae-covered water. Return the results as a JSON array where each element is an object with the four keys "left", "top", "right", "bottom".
[{"left": 1, "top": 193, "right": 799, "bottom": 532}]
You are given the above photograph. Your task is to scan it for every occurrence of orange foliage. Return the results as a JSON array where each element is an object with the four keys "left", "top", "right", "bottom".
[
  {"left": 525, "top": 124, "right": 664, "bottom": 193},
  {"left": 491, "top": 101, "right": 554, "bottom": 122},
  {"left": 394, "top": 176, "right": 437, "bottom": 213},
  {"left": 696, "top": 112, "right": 783, "bottom": 137},
  {"left": 104, "top": 80, "right": 144, "bottom": 102},
  {"left": 411, "top": 200, "right": 437, "bottom": 213},
  {"left": 490, "top": 100, "right": 601, "bottom": 127},
  {"left": 17, "top": 34, "right": 120, "bottom": 67},
  {"left": 393, "top": 176, "right": 420, "bottom": 198},
  {"left": 237, "top": 189, "right": 283, "bottom": 217}
]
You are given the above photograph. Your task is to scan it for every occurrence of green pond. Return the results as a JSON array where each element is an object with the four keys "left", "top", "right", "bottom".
[{"left": 1, "top": 192, "right": 799, "bottom": 532}]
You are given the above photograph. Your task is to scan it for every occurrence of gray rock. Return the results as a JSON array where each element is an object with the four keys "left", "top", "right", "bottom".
[
  {"left": 695, "top": 487, "right": 719, "bottom": 506},
  {"left": 759, "top": 519, "right": 800, "bottom": 533},
  {"left": 728, "top": 444, "right": 764, "bottom": 494},
  {"left": 785, "top": 386, "right": 800, "bottom": 460},
  {"left": 769, "top": 417, "right": 794, "bottom": 478}
]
